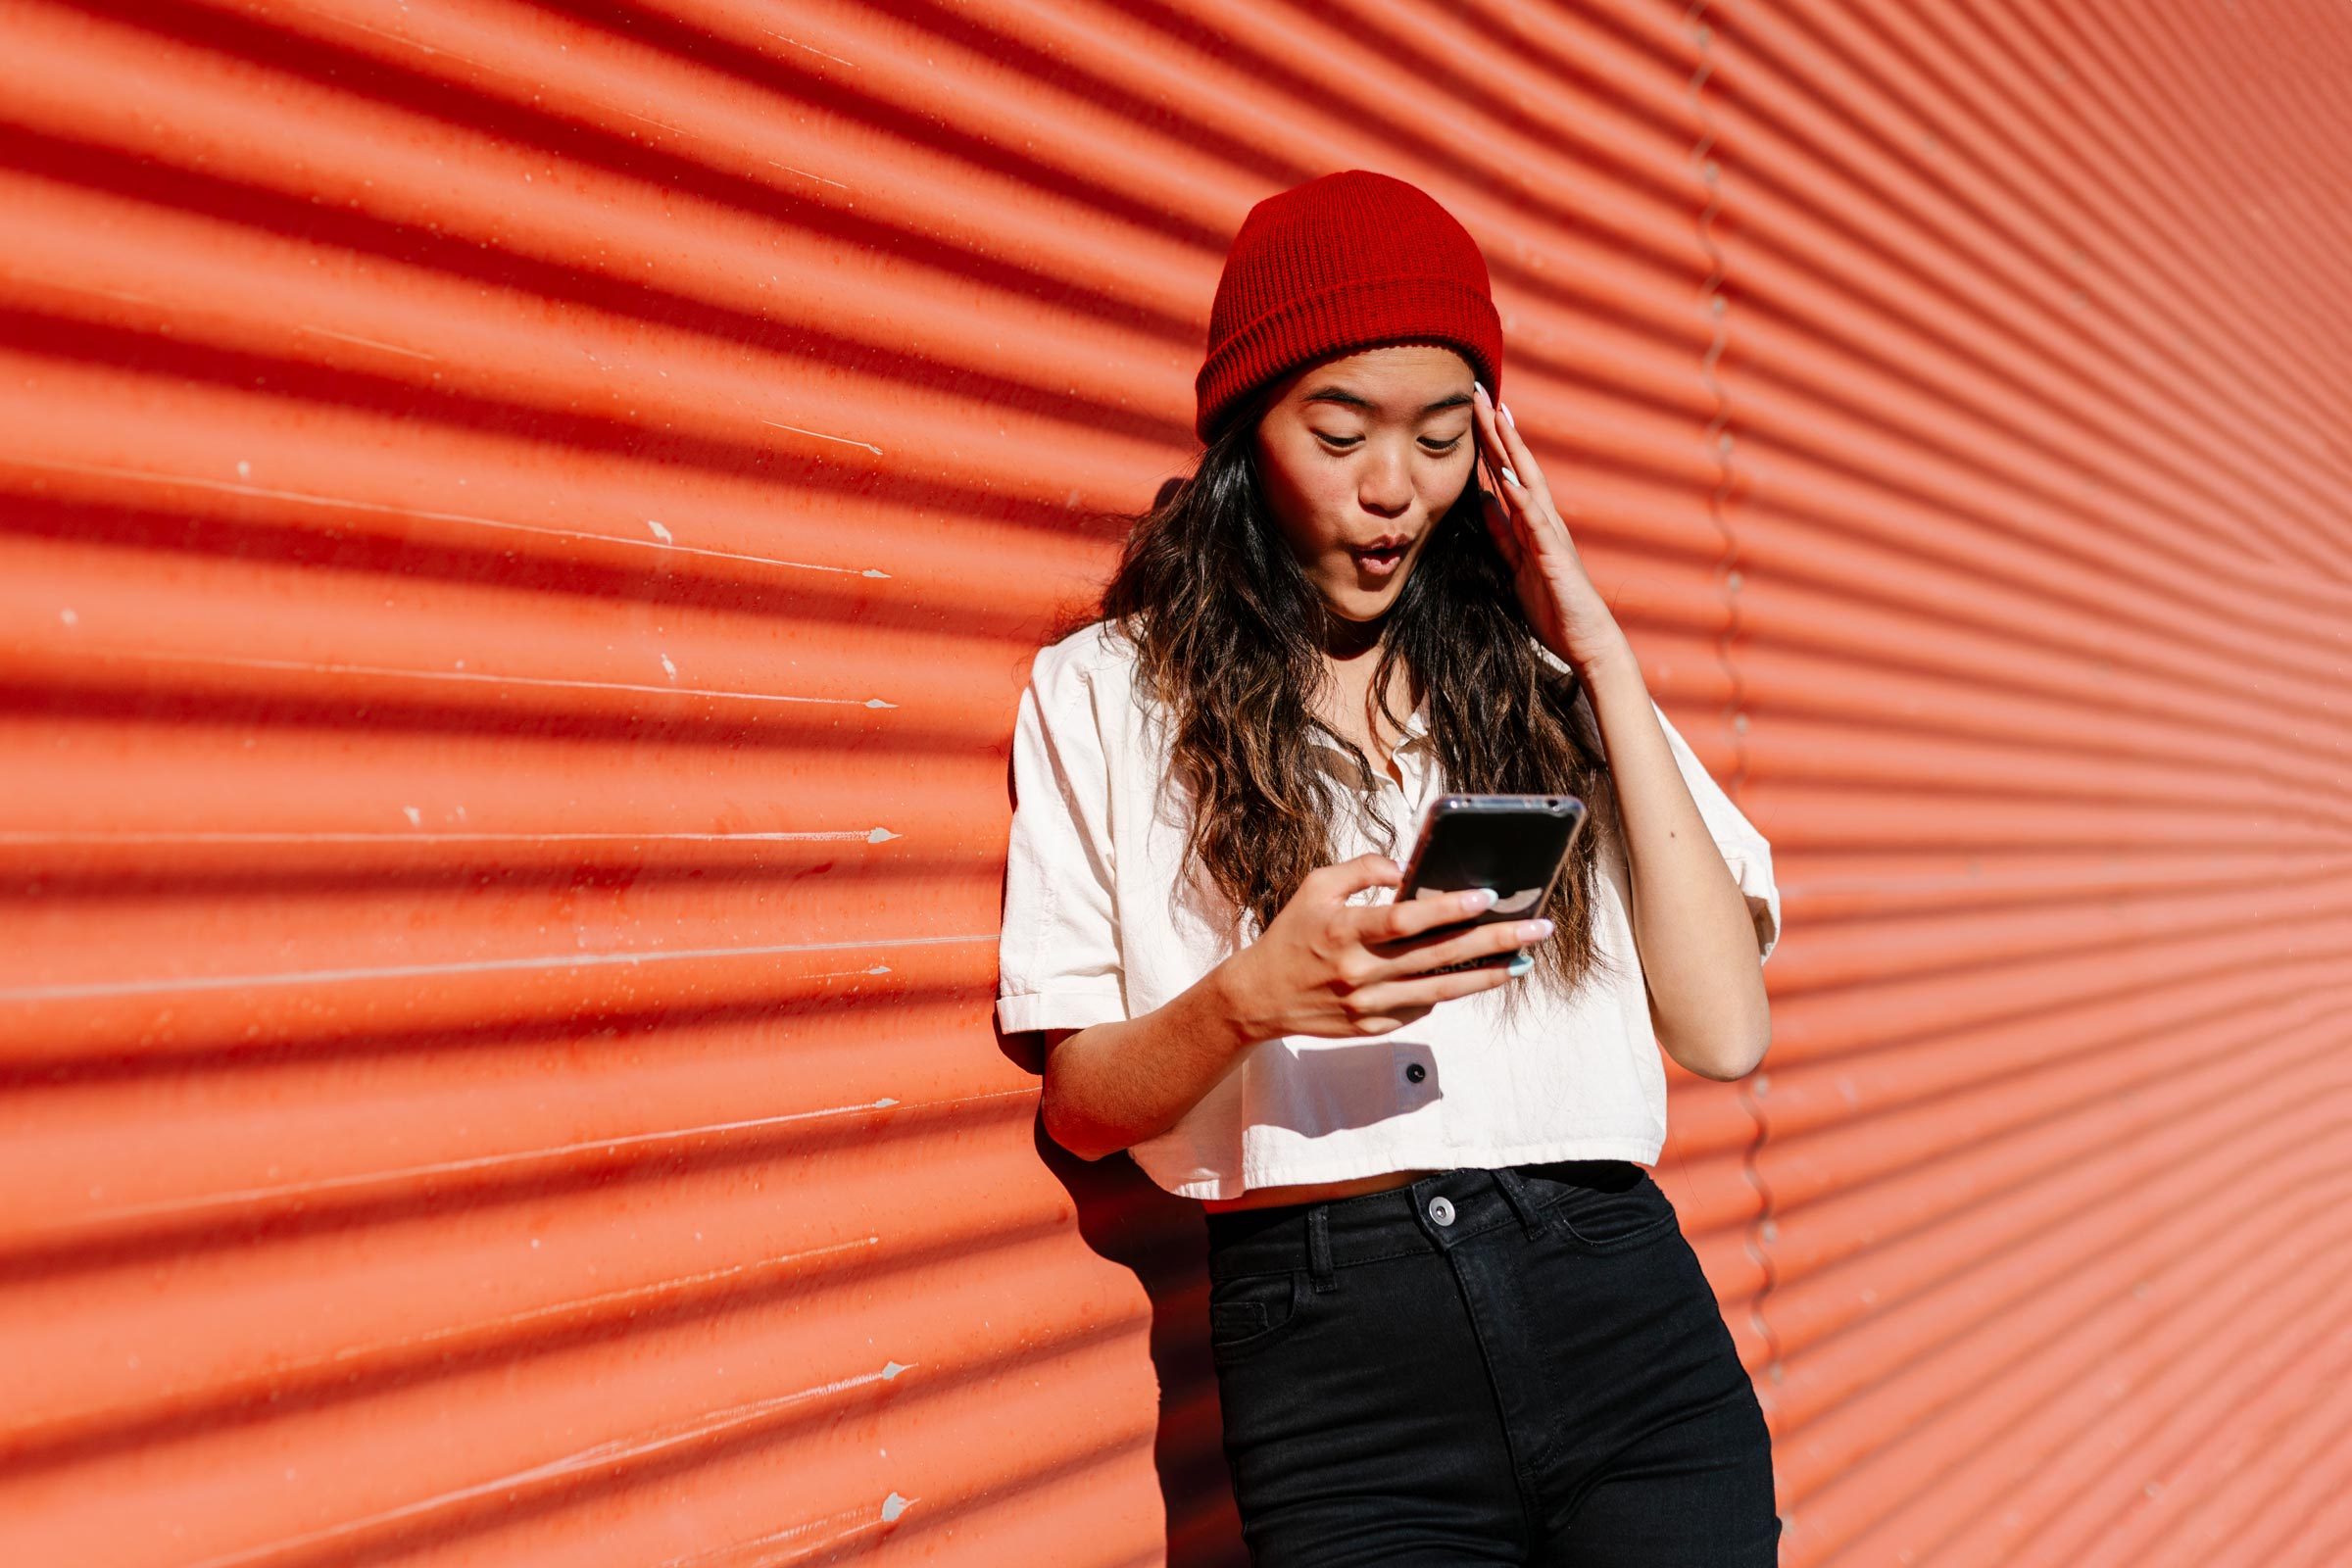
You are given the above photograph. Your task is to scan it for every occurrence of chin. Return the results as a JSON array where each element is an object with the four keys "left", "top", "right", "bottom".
[{"left": 1326, "top": 589, "right": 1401, "bottom": 621}]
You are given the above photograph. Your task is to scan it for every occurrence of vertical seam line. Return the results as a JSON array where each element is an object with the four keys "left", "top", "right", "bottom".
[{"left": 1683, "top": 0, "right": 1788, "bottom": 1450}]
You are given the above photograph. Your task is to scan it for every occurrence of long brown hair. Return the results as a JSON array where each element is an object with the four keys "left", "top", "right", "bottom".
[{"left": 1073, "top": 408, "right": 1624, "bottom": 1003}]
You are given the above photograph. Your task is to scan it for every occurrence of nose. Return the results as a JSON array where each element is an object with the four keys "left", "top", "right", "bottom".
[{"left": 1357, "top": 446, "right": 1414, "bottom": 515}]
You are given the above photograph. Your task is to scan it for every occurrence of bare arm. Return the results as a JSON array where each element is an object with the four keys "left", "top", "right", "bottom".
[
  {"left": 1039, "top": 857, "right": 1544, "bottom": 1162},
  {"left": 1037, "top": 971, "right": 1257, "bottom": 1164},
  {"left": 1581, "top": 651, "right": 1773, "bottom": 1081},
  {"left": 1466, "top": 381, "right": 1771, "bottom": 1083}
]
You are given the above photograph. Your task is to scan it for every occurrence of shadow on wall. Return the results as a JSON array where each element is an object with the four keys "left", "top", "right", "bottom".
[
  {"left": 993, "top": 1020, "right": 1244, "bottom": 1567},
  {"left": 1035, "top": 1120, "right": 1246, "bottom": 1567}
]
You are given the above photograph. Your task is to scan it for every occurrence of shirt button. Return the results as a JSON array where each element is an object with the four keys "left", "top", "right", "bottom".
[
  {"left": 1429, "top": 1196, "right": 1456, "bottom": 1227},
  {"left": 1404, "top": 1062, "right": 1427, "bottom": 1084}
]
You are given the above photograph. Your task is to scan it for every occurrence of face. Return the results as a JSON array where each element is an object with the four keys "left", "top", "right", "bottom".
[{"left": 1251, "top": 344, "right": 1480, "bottom": 622}]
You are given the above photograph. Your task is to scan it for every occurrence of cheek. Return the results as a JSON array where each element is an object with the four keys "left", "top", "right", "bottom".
[
  {"left": 1308, "top": 479, "right": 1362, "bottom": 545},
  {"left": 1428, "top": 451, "right": 1475, "bottom": 507},
  {"left": 1264, "top": 458, "right": 1354, "bottom": 558}
]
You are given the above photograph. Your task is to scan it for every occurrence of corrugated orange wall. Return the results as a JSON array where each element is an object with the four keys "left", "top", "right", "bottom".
[{"left": 1, "top": 2, "right": 2346, "bottom": 1563}]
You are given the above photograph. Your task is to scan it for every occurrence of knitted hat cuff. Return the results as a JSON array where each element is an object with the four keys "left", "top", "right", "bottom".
[{"left": 1195, "top": 274, "right": 1502, "bottom": 443}]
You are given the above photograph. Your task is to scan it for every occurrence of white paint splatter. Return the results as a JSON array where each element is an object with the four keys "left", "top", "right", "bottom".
[
  {"left": 760, "top": 418, "right": 882, "bottom": 455},
  {"left": 296, "top": 323, "right": 438, "bottom": 362},
  {"left": 646, "top": 518, "right": 673, "bottom": 544}
]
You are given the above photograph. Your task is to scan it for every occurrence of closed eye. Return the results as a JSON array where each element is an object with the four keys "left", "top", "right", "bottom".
[{"left": 1317, "top": 434, "right": 1464, "bottom": 454}]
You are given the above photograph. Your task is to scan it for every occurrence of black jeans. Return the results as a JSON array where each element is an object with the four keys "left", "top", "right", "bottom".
[{"left": 1203, "top": 1160, "right": 1781, "bottom": 1565}]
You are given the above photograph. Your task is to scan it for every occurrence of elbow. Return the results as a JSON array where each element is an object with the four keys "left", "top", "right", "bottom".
[
  {"left": 1710, "top": 1040, "right": 1772, "bottom": 1084},
  {"left": 1699, "top": 985, "right": 1774, "bottom": 1082},
  {"left": 1725, "top": 1022, "right": 1774, "bottom": 1083},
  {"left": 1671, "top": 1019, "right": 1772, "bottom": 1084},
  {"left": 1040, "top": 1076, "right": 1126, "bottom": 1164}
]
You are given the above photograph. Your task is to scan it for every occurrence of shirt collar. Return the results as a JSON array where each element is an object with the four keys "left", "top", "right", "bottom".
[{"left": 1305, "top": 693, "right": 1435, "bottom": 758}]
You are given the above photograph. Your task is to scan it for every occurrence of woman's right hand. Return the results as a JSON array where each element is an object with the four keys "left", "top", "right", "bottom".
[{"left": 1215, "top": 854, "right": 1549, "bottom": 1040}]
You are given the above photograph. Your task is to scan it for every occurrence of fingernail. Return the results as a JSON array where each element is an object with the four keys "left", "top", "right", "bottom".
[
  {"left": 1499, "top": 402, "right": 1516, "bottom": 426},
  {"left": 1519, "top": 919, "right": 1554, "bottom": 942},
  {"left": 1474, "top": 381, "right": 1491, "bottom": 402},
  {"left": 1505, "top": 952, "right": 1535, "bottom": 978},
  {"left": 1500, "top": 466, "right": 1521, "bottom": 487},
  {"left": 1463, "top": 888, "right": 1498, "bottom": 910}
]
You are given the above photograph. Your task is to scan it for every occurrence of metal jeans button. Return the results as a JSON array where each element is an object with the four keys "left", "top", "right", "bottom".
[{"left": 1429, "top": 1196, "right": 1456, "bottom": 1227}]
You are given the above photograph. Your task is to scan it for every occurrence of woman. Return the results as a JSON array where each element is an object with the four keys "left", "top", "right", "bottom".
[{"left": 998, "top": 170, "right": 1784, "bottom": 1565}]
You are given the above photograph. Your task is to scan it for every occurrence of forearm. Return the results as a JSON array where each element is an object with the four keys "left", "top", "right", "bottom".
[
  {"left": 1040, "top": 961, "right": 1261, "bottom": 1162},
  {"left": 1582, "top": 651, "right": 1772, "bottom": 1079}
]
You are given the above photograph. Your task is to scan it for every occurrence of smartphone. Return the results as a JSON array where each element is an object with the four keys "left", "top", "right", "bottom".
[{"left": 1394, "top": 794, "right": 1589, "bottom": 971}]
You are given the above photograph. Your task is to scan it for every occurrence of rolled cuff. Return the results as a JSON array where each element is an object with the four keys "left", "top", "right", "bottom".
[
  {"left": 996, "top": 987, "right": 1130, "bottom": 1036},
  {"left": 1719, "top": 846, "right": 1782, "bottom": 965}
]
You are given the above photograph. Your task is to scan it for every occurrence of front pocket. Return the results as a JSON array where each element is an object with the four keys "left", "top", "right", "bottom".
[
  {"left": 1205, "top": 1269, "right": 1307, "bottom": 1359},
  {"left": 1549, "top": 1172, "right": 1681, "bottom": 1252}
]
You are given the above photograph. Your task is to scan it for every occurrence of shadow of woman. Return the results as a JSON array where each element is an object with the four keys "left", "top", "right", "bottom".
[{"left": 996, "top": 1020, "right": 1246, "bottom": 1567}]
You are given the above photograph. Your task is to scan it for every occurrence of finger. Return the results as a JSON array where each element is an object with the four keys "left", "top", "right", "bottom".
[
  {"left": 1310, "top": 853, "right": 1402, "bottom": 905},
  {"left": 1368, "top": 915, "right": 1552, "bottom": 981},
  {"left": 1473, "top": 382, "right": 1527, "bottom": 497},
  {"left": 1350, "top": 1004, "right": 1435, "bottom": 1034},
  {"left": 1483, "top": 382, "right": 1541, "bottom": 490},
  {"left": 1351, "top": 961, "right": 1522, "bottom": 1017},
  {"left": 1357, "top": 885, "right": 1496, "bottom": 944},
  {"left": 1472, "top": 405, "right": 1524, "bottom": 527}
]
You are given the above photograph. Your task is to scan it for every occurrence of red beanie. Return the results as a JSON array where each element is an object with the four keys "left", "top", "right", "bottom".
[{"left": 1195, "top": 170, "right": 1504, "bottom": 444}]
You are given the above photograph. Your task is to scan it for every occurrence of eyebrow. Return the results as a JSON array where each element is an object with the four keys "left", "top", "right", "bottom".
[{"left": 1301, "top": 385, "right": 1475, "bottom": 416}]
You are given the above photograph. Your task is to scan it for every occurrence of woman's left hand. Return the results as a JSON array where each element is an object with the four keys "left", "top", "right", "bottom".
[{"left": 1471, "top": 381, "right": 1632, "bottom": 677}]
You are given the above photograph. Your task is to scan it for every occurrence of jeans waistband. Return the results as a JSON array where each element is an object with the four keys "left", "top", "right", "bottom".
[{"left": 1202, "top": 1159, "right": 1653, "bottom": 1286}]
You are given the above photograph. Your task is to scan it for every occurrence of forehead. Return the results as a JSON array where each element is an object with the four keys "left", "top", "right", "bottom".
[{"left": 1290, "top": 344, "right": 1476, "bottom": 417}]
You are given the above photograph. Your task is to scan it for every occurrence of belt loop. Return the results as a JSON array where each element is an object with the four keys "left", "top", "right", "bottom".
[
  {"left": 1306, "top": 1203, "right": 1338, "bottom": 1293},
  {"left": 1492, "top": 1166, "right": 1549, "bottom": 1239}
]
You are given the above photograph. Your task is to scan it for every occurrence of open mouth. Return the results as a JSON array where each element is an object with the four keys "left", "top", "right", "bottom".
[{"left": 1350, "top": 540, "right": 1410, "bottom": 576}]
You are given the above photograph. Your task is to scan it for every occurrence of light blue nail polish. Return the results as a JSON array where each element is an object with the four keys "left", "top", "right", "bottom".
[
  {"left": 1505, "top": 951, "right": 1535, "bottom": 978},
  {"left": 1501, "top": 466, "right": 1521, "bottom": 487}
]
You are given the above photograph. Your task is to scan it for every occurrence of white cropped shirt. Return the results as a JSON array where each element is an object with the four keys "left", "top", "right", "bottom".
[{"left": 996, "top": 620, "right": 1781, "bottom": 1200}]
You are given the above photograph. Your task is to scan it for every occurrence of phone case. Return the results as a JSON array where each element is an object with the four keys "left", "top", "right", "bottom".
[{"left": 1396, "top": 794, "right": 1589, "bottom": 972}]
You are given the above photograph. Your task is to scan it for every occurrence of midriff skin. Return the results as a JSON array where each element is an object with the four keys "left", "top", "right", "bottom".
[{"left": 1200, "top": 1167, "right": 1448, "bottom": 1212}]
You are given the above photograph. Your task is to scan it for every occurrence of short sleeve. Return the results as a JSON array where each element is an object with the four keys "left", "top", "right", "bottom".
[
  {"left": 1647, "top": 701, "right": 1783, "bottom": 965},
  {"left": 996, "top": 642, "right": 1131, "bottom": 1033}
]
